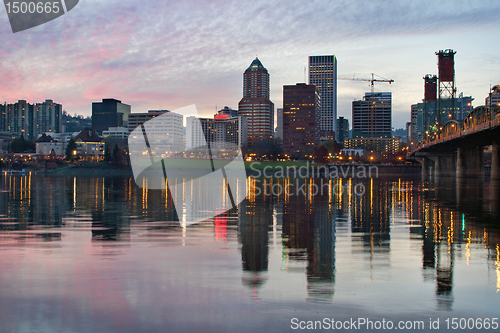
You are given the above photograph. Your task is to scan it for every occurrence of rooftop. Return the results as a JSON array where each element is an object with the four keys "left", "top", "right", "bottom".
[{"left": 246, "top": 57, "right": 267, "bottom": 72}]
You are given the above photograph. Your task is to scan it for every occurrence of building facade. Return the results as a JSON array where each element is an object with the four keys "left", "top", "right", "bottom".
[
  {"left": 344, "top": 137, "right": 400, "bottom": 154},
  {"left": 352, "top": 92, "right": 392, "bottom": 139},
  {"left": 92, "top": 98, "right": 131, "bottom": 134},
  {"left": 35, "top": 133, "right": 64, "bottom": 157},
  {"left": 74, "top": 128, "right": 105, "bottom": 160},
  {"left": 238, "top": 57, "right": 274, "bottom": 145},
  {"left": 336, "top": 116, "right": 349, "bottom": 144},
  {"left": 282, "top": 83, "right": 320, "bottom": 156},
  {"left": 309, "top": 55, "right": 337, "bottom": 134},
  {"left": 275, "top": 108, "right": 283, "bottom": 141},
  {"left": 186, "top": 115, "right": 247, "bottom": 152},
  {"left": 128, "top": 110, "right": 169, "bottom": 135},
  {"left": 0, "top": 99, "right": 62, "bottom": 140}
]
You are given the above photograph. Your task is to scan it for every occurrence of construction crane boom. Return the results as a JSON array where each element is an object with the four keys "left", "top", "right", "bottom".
[
  {"left": 338, "top": 73, "right": 394, "bottom": 137},
  {"left": 338, "top": 73, "right": 394, "bottom": 94}
]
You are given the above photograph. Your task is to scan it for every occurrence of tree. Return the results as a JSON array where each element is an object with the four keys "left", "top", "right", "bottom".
[
  {"left": 250, "top": 138, "right": 282, "bottom": 161},
  {"left": 323, "top": 139, "right": 340, "bottom": 156},
  {"left": 10, "top": 136, "right": 35, "bottom": 153},
  {"left": 65, "top": 138, "right": 78, "bottom": 160},
  {"left": 314, "top": 145, "right": 329, "bottom": 164},
  {"left": 104, "top": 144, "right": 111, "bottom": 162},
  {"left": 111, "top": 144, "right": 125, "bottom": 166}
]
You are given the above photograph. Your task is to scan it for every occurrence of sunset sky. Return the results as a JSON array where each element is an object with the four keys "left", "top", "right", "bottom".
[{"left": 1, "top": 0, "right": 499, "bottom": 129}]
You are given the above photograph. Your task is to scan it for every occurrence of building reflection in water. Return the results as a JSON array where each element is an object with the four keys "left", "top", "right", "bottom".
[
  {"left": 1, "top": 171, "right": 500, "bottom": 308},
  {"left": 238, "top": 178, "right": 272, "bottom": 290},
  {"left": 280, "top": 178, "right": 336, "bottom": 303},
  {"left": 349, "top": 178, "right": 391, "bottom": 274}
]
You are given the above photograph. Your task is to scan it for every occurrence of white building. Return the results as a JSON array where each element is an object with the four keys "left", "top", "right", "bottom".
[
  {"left": 35, "top": 133, "right": 64, "bottom": 157},
  {"left": 129, "top": 111, "right": 184, "bottom": 158},
  {"left": 102, "top": 127, "right": 129, "bottom": 139}
]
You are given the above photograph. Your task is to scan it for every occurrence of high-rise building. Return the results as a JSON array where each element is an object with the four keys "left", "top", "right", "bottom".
[
  {"left": 35, "top": 100, "right": 62, "bottom": 135},
  {"left": 336, "top": 116, "right": 349, "bottom": 144},
  {"left": 308, "top": 55, "right": 337, "bottom": 135},
  {"left": 406, "top": 122, "right": 412, "bottom": 144},
  {"left": 352, "top": 92, "right": 392, "bottom": 139},
  {"left": 0, "top": 99, "right": 62, "bottom": 140},
  {"left": 282, "top": 83, "right": 320, "bottom": 156},
  {"left": 92, "top": 98, "right": 131, "bottom": 134},
  {"left": 409, "top": 104, "right": 418, "bottom": 145},
  {"left": 275, "top": 108, "right": 283, "bottom": 141},
  {"left": 128, "top": 110, "right": 169, "bottom": 134},
  {"left": 238, "top": 57, "right": 274, "bottom": 145}
]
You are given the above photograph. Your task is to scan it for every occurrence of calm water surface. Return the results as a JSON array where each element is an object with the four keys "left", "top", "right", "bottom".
[{"left": 0, "top": 173, "right": 499, "bottom": 332}]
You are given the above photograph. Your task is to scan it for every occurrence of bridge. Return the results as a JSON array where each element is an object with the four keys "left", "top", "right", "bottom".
[{"left": 408, "top": 105, "right": 500, "bottom": 179}]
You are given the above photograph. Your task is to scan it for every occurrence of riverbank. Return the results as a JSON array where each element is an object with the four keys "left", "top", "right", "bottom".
[
  {"left": 39, "top": 162, "right": 421, "bottom": 178},
  {"left": 46, "top": 165, "right": 133, "bottom": 177}
]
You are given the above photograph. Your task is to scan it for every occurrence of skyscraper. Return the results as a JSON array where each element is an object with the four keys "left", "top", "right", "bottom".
[
  {"left": 308, "top": 55, "right": 337, "bottom": 136},
  {"left": 352, "top": 92, "right": 392, "bottom": 138},
  {"left": 92, "top": 98, "right": 131, "bottom": 134},
  {"left": 238, "top": 57, "right": 274, "bottom": 145},
  {"left": 282, "top": 83, "right": 320, "bottom": 156},
  {"left": 336, "top": 116, "right": 349, "bottom": 144}
]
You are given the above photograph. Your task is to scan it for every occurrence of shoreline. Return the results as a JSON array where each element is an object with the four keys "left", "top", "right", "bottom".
[{"left": 31, "top": 164, "right": 421, "bottom": 178}]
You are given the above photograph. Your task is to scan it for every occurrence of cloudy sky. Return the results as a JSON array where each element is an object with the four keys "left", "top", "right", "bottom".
[{"left": 1, "top": 0, "right": 499, "bottom": 129}]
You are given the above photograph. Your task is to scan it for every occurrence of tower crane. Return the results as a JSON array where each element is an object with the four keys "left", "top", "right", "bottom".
[{"left": 338, "top": 73, "right": 394, "bottom": 137}]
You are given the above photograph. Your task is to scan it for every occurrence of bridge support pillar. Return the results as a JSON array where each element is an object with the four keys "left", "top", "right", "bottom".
[
  {"left": 491, "top": 142, "right": 500, "bottom": 180},
  {"left": 416, "top": 157, "right": 431, "bottom": 179},
  {"left": 428, "top": 154, "right": 456, "bottom": 179},
  {"left": 457, "top": 147, "right": 483, "bottom": 178}
]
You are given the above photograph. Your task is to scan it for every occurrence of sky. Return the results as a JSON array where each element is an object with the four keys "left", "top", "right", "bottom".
[{"left": 0, "top": 0, "right": 499, "bottom": 129}]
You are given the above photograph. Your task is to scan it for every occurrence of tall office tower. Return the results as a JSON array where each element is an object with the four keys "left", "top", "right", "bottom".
[
  {"left": 128, "top": 110, "right": 169, "bottom": 134},
  {"left": 308, "top": 55, "right": 337, "bottom": 136},
  {"left": 92, "top": 98, "right": 131, "bottom": 134},
  {"left": 35, "top": 99, "right": 62, "bottom": 135},
  {"left": 282, "top": 83, "right": 320, "bottom": 156},
  {"left": 336, "top": 116, "right": 349, "bottom": 144},
  {"left": 238, "top": 57, "right": 274, "bottom": 145},
  {"left": 352, "top": 92, "right": 391, "bottom": 139}
]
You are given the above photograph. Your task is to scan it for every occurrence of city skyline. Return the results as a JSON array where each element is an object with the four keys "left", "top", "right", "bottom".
[{"left": 0, "top": 1, "right": 499, "bottom": 129}]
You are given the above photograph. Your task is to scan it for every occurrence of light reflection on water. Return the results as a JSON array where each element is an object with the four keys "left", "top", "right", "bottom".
[{"left": 0, "top": 173, "right": 499, "bottom": 332}]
